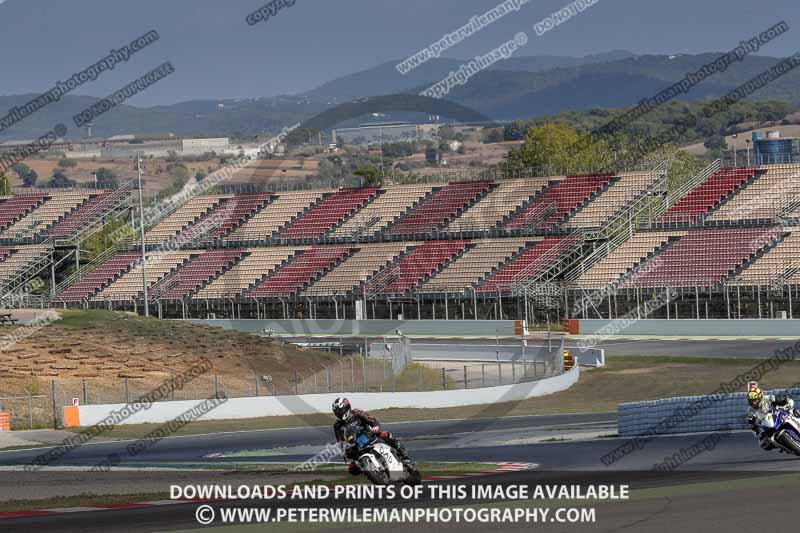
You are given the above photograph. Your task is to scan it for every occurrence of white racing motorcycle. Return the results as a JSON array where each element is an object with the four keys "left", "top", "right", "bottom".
[
  {"left": 343, "top": 424, "right": 421, "bottom": 486},
  {"left": 751, "top": 404, "right": 800, "bottom": 456}
]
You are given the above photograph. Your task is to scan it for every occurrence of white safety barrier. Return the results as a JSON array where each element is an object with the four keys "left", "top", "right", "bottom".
[
  {"left": 619, "top": 386, "right": 800, "bottom": 437},
  {"left": 75, "top": 366, "right": 579, "bottom": 426}
]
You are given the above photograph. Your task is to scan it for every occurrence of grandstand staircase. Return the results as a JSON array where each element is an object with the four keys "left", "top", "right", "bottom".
[
  {"left": 700, "top": 169, "right": 765, "bottom": 224},
  {"left": 321, "top": 189, "right": 385, "bottom": 240},
  {"left": 497, "top": 181, "right": 558, "bottom": 231},
  {"left": 153, "top": 196, "right": 229, "bottom": 246},
  {"left": 0, "top": 194, "right": 48, "bottom": 233},
  {"left": 148, "top": 249, "right": 248, "bottom": 299},
  {"left": 720, "top": 229, "right": 789, "bottom": 288},
  {"left": 248, "top": 246, "right": 356, "bottom": 297},
  {"left": 552, "top": 174, "right": 617, "bottom": 228},
  {"left": 510, "top": 232, "right": 587, "bottom": 303},
  {"left": 656, "top": 159, "right": 721, "bottom": 223},
  {"left": 382, "top": 182, "right": 493, "bottom": 237},
  {"left": 0, "top": 244, "right": 55, "bottom": 303},
  {"left": 207, "top": 194, "right": 276, "bottom": 241},
  {"left": 272, "top": 194, "right": 330, "bottom": 240}
]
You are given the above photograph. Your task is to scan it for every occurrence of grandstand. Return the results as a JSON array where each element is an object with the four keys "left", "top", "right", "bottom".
[{"left": 3, "top": 162, "right": 800, "bottom": 320}]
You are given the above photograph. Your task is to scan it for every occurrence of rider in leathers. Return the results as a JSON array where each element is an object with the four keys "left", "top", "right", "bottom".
[
  {"left": 746, "top": 387, "right": 800, "bottom": 450},
  {"left": 332, "top": 397, "right": 412, "bottom": 475}
]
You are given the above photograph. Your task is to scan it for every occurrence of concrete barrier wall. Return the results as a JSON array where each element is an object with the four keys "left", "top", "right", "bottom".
[
  {"left": 185, "top": 319, "right": 523, "bottom": 338},
  {"left": 618, "top": 386, "right": 800, "bottom": 437},
  {"left": 76, "top": 366, "right": 579, "bottom": 426},
  {"left": 371, "top": 343, "right": 604, "bottom": 367},
  {"left": 578, "top": 319, "right": 800, "bottom": 337}
]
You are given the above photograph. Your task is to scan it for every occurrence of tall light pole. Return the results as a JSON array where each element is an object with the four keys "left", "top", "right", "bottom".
[
  {"left": 746, "top": 139, "right": 751, "bottom": 167},
  {"left": 136, "top": 153, "right": 149, "bottom": 317},
  {"left": 731, "top": 134, "right": 738, "bottom": 167}
]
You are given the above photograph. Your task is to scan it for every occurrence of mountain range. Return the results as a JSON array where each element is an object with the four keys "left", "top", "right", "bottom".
[{"left": 1, "top": 51, "right": 798, "bottom": 141}]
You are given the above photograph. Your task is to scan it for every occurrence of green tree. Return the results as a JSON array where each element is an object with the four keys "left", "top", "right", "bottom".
[
  {"left": 94, "top": 167, "right": 118, "bottom": 188},
  {"left": 353, "top": 165, "right": 382, "bottom": 187},
  {"left": 49, "top": 171, "right": 75, "bottom": 187},
  {"left": 13, "top": 163, "right": 37, "bottom": 187},
  {"left": 58, "top": 158, "right": 78, "bottom": 169},
  {"left": 0, "top": 173, "right": 10, "bottom": 196},
  {"left": 506, "top": 122, "right": 611, "bottom": 173}
]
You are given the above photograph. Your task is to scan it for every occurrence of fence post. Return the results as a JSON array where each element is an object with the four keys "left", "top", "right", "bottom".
[
  {"left": 441, "top": 368, "right": 446, "bottom": 390},
  {"left": 418, "top": 366, "right": 423, "bottom": 391},
  {"left": 482, "top": 364, "right": 486, "bottom": 388},
  {"left": 255, "top": 374, "right": 260, "bottom": 397},
  {"left": 82, "top": 379, "right": 87, "bottom": 405},
  {"left": 50, "top": 380, "right": 58, "bottom": 429},
  {"left": 350, "top": 357, "right": 355, "bottom": 389},
  {"left": 28, "top": 392, "right": 33, "bottom": 430},
  {"left": 498, "top": 362, "right": 502, "bottom": 386},
  {"left": 463, "top": 366, "right": 468, "bottom": 390},
  {"left": 294, "top": 370, "right": 299, "bottom": 395},
  {"left": 361, "top": 357, "right": 367, "bottom": 392},
  {"left": 214, "top": 375, "right": 220, "bottom": 399},
  {"left": 512, "top": 361, "right": 516, "bottom": 383},
  {"left": 124, "top": 377, "right": 130, "bottom": 403}
]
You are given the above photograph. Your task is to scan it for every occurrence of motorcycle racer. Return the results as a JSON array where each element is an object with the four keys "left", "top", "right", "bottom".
[
  {"left": 332, "top": 397, "right": 413, "bottom": 474},
  {"left": 746, "top": 387, "right": 800, "bottom": 450}
]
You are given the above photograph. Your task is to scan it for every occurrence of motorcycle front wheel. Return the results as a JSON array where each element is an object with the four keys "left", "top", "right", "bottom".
[{"left": 779, "top": 431, "right": 800, "bottom": 455}]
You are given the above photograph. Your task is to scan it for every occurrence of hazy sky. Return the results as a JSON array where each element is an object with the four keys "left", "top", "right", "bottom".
[{"left": 0, "top": 0, "right": 797, "bottom": 105}]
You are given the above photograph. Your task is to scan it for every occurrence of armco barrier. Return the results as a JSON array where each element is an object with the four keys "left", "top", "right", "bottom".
[
  {"left": 71, "top": 365, "right": 579, "bottom": 426},
  {"left": 577, "top": 319, "right": 800, "bottom": 337},
  {"left": 618, "top": 386, "right": 800, "bottom": 437},
  {"left": 185, "top": 319, "right": 526, "bottom": 338}
]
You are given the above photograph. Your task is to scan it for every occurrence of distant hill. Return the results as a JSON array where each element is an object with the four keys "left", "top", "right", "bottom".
[{"left": 1, "top": 52, "right": 798, "bottom": 142}]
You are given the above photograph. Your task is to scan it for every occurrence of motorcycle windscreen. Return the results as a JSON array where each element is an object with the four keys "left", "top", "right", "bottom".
[{"left": 357, "top": 434, "right": 370, "bottom": 447}]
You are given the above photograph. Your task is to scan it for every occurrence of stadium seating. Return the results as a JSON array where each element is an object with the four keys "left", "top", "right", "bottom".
[
  {"left": 196, "top": 247, "right": 301, "bottom": 298},
  {"left": 226, "top": 190, "right": 329, "bottom": 242},
  {"left": 421, "top": 238, "right": 534, "bottom": 292},
  {"left": 565, "top": 172, "right": 660, "bottom": 229},
  {"left": 657, "top": 167, "right": 756, "bottom": 224},
  {"left": 733, "top": 231, "right": 800, "bottom": 285},
  {"left": 206, "top": 193, "right": 274, "bottom": 239},
  {"left": 504, "top": 174, "right": 612, "bottom": 231},
  {"left": 303, "top": 242, "right": 412, "bottom": 297},
  {"left": 624, "top": 227, "right": 781, "bottom": 288},
  {"left": 43, "top": 186, "right": 132, "bottom": 238},
  {"left": 330, "top": 185, "right": 435, "bottom": 239},
  {"left": 446, "top": 179, "right": 551, "bottom": 233},
  {"left": 94, "top": 251, "right": 196, "bottom": 301},
  {"left": 278, "top": 187, "right": 380, "bottom": 240},
  {"left": 478, "top": 235, "right": 581, "bottom": 292},
  {"left": 2, "top": 191, "right": 93, "bottom": 240},
  {"left": 158, "top": 249, "right": 247, "bottom": 299},
  {"left": 709, "top": 164, "right": 800, "bottom": 222},
  {"left": 57, "top": 252, "right": 140, "bottom": 303},
  {"left": 145, "top": 196, "right": 228, "bottom": 244},
  {"left": 573, "top": 231, "right": 685, "bottom": 288},
  {"left": 0, "top": 194, "right": 47, "bottom": 231},
  {"left": 376, "top": 240, "right": 470, "bottom": 295},
  {"left": 250, "top": 245, "right": 352, "bottom": 297},
  {"left": 384, "top": 181, "right": 491, "bottom": 236}
]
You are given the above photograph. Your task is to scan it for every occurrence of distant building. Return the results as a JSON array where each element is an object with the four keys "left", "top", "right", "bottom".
[
  {"left": 333, "top": 123, "right": 436, "bottom": 145},
  {"left": 182, "top": 138, "right": 230, "bottom": 155},
  {"left": 753, "top": 131, "right": 800, "bottom": 165}
]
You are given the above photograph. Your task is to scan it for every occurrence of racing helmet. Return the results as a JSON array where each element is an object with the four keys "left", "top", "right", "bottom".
[
  {"left": 332, "top": 397, "right": 353, "bottom": 422},
  {"left": 747, "top": 387, "right": 764, "bottom": 409}
]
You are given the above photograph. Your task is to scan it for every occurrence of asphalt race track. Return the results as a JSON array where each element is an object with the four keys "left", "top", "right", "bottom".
[{"left": 2, "top": 411, "right": 799, "bottom": 532}]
